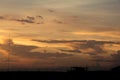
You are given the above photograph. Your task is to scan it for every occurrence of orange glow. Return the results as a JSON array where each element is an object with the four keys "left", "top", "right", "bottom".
[
  {"left": 71, "top": 31, "right": 120, "bottom": 38},
  {"left": 0, "top": 49, "right": 9, "bottom": 57}
]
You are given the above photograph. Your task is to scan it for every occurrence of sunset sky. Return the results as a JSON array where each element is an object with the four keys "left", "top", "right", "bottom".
[{"left": 0, "top": 0, "right": 120, "bottom": 71}]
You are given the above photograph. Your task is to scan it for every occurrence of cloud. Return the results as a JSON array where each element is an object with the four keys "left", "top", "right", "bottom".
[
  {"left": 91, "top": 56, "right": 113, "bottom": 63},
  {"left": 95, "top": 50, "right": 120, "bottom": 66},
  {"left": 32, "top": 39, "right": 120, "bottom": 44},
  {"left": 33, "top": 39, "right": 120, "bottom": 56},
  {"left": 70, "top": 40, "right": 106, "bottom": 54},
  {"left": 37, "top": 16, "right": 44, "bottom": 19},
  {"left": 0, "top": 39, "right": 73, "bottom": 59},
  {"left": 14, "top": 16, "right": 44, "bottom": 24},
  {"left": 0, "top": 15, "right": 44, "bottom": 24},
  {"left": 32, "top": 39, "right": 86, "bottom": 43},
  {"left": 53, "top": 19, "right": 65, "bottom": 24},
  {"left": 60, "top": 49, "right": 81, "bottom": 53},
  {"left": 15, "top": 19, "right": 35, "bottom": 24},
  {"left": 27, "top": 16, "right": 35, "bottom": 20},
  {"left": 48, "top": 9, "right": 55, "bottom": 13},
  {"left": 0, "top": 16, "right": 5, "bottom": 19},
  {"left": 111, "top": 50, "right": 120, "bottom": 63},
  {"left": 0, "top": 39, "right": 119, "bottom": 70}
]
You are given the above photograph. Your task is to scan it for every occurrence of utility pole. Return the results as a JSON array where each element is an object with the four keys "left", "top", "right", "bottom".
[{"left": 8, "top": 32, "right": 11, "bottom": 71}]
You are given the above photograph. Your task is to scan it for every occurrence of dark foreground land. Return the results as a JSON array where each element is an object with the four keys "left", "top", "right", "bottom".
[
  {"left": 1, "top": 66, "right": 120, "bottom": 79},
  {"left": 0, "top": 71, "right": 120, "bottom": 80}
]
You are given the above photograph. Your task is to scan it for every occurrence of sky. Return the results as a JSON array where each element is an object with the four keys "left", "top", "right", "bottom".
[{"left": 0, "top": 0, "right": 120, "bottom": 71}]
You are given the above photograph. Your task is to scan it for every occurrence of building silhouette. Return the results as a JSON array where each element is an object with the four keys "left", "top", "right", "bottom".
[{"left": 67, "top": 67, "right": 88, "bottom": 72}]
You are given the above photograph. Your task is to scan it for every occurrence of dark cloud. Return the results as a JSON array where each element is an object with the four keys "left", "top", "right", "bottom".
[
  {"left": 71, "top": 40, "right": 106, "bottom": 54},
  {"left": 0, "top": 39, "right": 73, "bottom": 59},
  {"left": 33, "top": 39, "right": 120, "bottom": 56},
  {"left": 48, "top": 9, "right": 55, "bottom": 13},
  {"left": 9, "top": 44, "right": 73, "bottom": 58},
  {"left": 0, "top": 15, "right": 44, "bottom": 24},
  {"left": 15, "top": 16, "right": 44, "bottom": 24},
  {"left": 32, "top": 39, "right": 120, "bottom": 44},
  {"left": 0, "top": 16, "right": 5, "bottom": 19},
  {"left": 37, "top": 16, "right": 44, "bottom": 19},
  {"left": 91, "top": 56, "right": 113, "bottom": 63},
  {"left": 85, "top": 52, "right": 100, "bottom": 56},
  {"left": 54, "top": 19, "right": 65, "bottom": 24},
  {"left": 14, "top": 16, "right": 44, "bottom": 24},
  {"left": 27, "top": 16, "right": 35, "bottom": 20},
  {"left": 111, "top": 50, "right": 120, "bottom": 63},
  {"left": 14, "top": 16, "right": 36, "bottom": 24},
  {"left": 15, "top": 19, "right": 35, "bottom": 24},
  {"left": 32, "top": 39, "right": 86, "bottom": 43},
  {"left": 60, "top": 49, "right": 81, "bottom": 53}
]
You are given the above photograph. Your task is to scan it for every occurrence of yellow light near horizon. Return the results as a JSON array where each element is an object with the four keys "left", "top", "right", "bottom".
[
  {"left": 72, "top": 31, "right": 120, "bottom": 38},
  {"left": 13, "top": 38, "right": 48, "bottom": 47},
  {"left": 0, "top": 49, "right": 9, "bottom": 57},
  {"left": 0, "top": 36, "right": 7, "bottom": 44}
]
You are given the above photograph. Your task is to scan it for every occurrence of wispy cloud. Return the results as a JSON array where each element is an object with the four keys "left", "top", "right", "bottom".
[
  {"left": 32, "top": 39, "right": 120, "bottom": 44},
  {"left": 0, "top": 15, "right": 44, "bottom": 24},
  {"left": 32, "top": 39, "right": 120, "bottom": 56}
]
